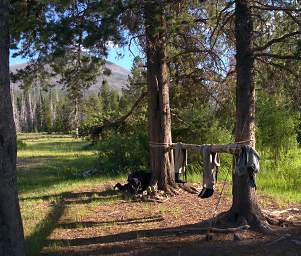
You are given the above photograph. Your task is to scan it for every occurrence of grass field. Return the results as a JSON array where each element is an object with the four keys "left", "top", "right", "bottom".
[
  {"left": 17, "top": 133, "right": 124, "bottom": 255},
  {"left": 187, "top": 149, "right": 301, "bottom": 204},
  {"left": 17, "top": 133, "right": 301, "bottom": 255}
]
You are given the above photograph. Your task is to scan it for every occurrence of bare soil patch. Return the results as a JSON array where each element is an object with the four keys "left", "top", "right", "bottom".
[{"left": 38, "top": 182, "right": 301, "bottom": 256}]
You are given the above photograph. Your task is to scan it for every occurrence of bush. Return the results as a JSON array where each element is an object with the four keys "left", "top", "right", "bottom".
[
  {"left": 172, "top": 104, "right": 233, "bottom": 145},
  {"left": 94, "top": 131, "right": 149, "bottom": 175},
  {"left": 256, "top": 92, "right": 299, "bottom": 161},
  {"left": 17, "top": 139, "right": 27, "bottom": 149}
]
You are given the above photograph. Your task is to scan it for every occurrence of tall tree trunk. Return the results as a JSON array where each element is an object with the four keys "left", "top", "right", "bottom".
[
  {"left": 31, "top": 87, "right": 38, "bottom": 132},
  {"left": 144, "top": 1, "right": 175, "bottom": 191},
  {"left": 25, "top": 89, "right": 34, "bottom": 132},
  {"left": 11, "top": 89, "right": 20, "bottom": 132},
  {"left": 0, "top": 1, "right": 26, "bottom": 255},
  {"left": 49, "top": 89, "right": 54, "bottom": 129},
  {"left": 229, "top": 0, "right": 269, "bottom": 232},
  {"left": 20, "top": 93, "right": 26, "bottom": 131}
]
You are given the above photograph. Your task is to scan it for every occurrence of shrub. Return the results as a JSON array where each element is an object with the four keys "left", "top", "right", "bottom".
[
  {"left": 17, "top": 139, "right": 27, "bottom": 149},
  {"left": 256, "top": 92, "right": 298, "bottom": 161},
  {"left": 94, "top": 131, "right": 149, "bottom": 175}
]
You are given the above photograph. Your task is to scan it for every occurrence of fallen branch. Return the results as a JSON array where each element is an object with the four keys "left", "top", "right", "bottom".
[
  {"left": 266, "top": 233, "right": 292, "bottom": 246},
  {"left": 291, "top": 239, "right": 301, "bottom": 246},
  {"left": 263, "top": 208, "right": 301, "bottom": 216},
  {"left": 265, "top": 215, "right": 301, "bottom": 227},
  {"left": 163, "top": 225, "right": 250, "bottom": 234},
  {"left": 178, "top": 184, "right": 199, "bottom": 194}
]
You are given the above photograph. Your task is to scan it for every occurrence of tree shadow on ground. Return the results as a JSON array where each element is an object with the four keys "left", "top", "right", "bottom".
[
  {"left": 17, "top": 155, "right": 101, "bottom": 194},
  {"left": 24, "top": 189, "right": 123, "bottom": 255},
  {"left": 26, "top": 187, "right": 301, "bottom": 256},
  {"left": 58, "top": 215, "right": 165, "bottom": 229},
  {"left": 44, "top": 222, "right": 301, "bottom": 256},
  {"left": 25, "top": 203, "right": 65, "bottom": 256},
  {"left": 20, "top": 189, "right": 120, "bottom": 202}
]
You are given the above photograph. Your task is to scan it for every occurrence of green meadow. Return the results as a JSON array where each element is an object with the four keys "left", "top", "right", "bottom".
[{"left": 17, "top": 133, "right": 301, "bottom": 255}]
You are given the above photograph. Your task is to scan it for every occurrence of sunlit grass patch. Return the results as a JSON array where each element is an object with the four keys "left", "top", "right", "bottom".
[
  {"left": 186, "top": 148, "right": 301, "bottom": 204},
  {"left": 17, "top": 133, "right": 124, "bottom": 255},
  {"left": 257, "top": 148, "right": 301, "bottom": 204}
]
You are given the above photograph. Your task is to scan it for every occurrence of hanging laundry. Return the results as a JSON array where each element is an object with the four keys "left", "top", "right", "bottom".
[
  {"left": 234, "top": 145, "right": 260, "bottom": 189},
  {"left": 174, "top": 142, "right": 187, "bottom": 183},
  {"left": 199, "top": 145, "right": 220, "bottom": 198}
]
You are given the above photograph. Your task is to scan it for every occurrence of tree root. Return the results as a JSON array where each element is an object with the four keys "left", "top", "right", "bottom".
[
  {"left": 265, "top": 215, "right": 301, "bottom": 227},
  {"left": 258, "top": 221, "right": 273, "bottom": 235},
  {"left": 262, "top": 208, "right": 301, "bottom": 227},
  {"left": 140, "top": 182, "right": 198, "bottom": 201},
  {"left": 212, "top": 210, "right": 273, "bottom": 235},
  {"left": 169, "top": 186, "right": 180, "bottom": 195},
  {"left": 178, "top": 183, "right": 199, "bottom": 194}
]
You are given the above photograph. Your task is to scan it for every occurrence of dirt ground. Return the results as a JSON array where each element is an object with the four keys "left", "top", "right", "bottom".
[{"left": 39, "top": 182, "right": 301, "bottom": 256}]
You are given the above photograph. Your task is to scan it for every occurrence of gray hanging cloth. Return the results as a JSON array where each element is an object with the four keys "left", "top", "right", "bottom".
[
  {"left": 234, "top": 145, "right": 260, "bottom": 188},
  {"left": 199, "top": 145, "right": 220, "bottom": 198},
  {"left": 174, "top": 143, "right": 188, "bottom": 182}
]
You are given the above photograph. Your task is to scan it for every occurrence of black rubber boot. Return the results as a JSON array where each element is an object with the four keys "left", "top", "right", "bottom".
[
  {"left": 175, "top": 173, "right": 186, "bottom": 183},
  {"left": 198, "top": 187, "right": 214, "bottom": 198}
]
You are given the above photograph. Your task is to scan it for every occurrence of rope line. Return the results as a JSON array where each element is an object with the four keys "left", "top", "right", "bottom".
[
  {"left": 210, "top": 148, "right": 238, "bottom": 229},
  {"left": 149, "top": 141, "right": 172, "bottom": 148},
  {"left": 210, "top": 165, "right": 231, "bottom": 229},
  {"left": 149, "top": 140, "right": 253, "bottom": 149}
]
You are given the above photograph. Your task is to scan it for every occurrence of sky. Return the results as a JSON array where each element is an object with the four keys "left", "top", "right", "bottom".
[
  {"left": 106, "top": 44, "right": 141, "bottom": 71},
  {"left": 9, "top": 43, "right": 141, "bottom": 71}
]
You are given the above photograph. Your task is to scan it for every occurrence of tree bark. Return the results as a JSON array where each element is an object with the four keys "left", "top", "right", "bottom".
[
  {"left": 0, "top": 1, "right": 26, "bottom": 255},
  {"left": 228, "top": 0, "right": 268, "bottom": 232},
  {"left": 11, "top": 89, "right": 20, "bottom": 132},
  {"left": 144, "top": 1, "right": 175, "bottom": 191},
  {"left": 25, "top": 89, "right": 34, "bottom": 132}
]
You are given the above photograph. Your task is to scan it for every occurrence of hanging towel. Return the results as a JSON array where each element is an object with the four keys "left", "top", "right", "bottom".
[
  {"left": 199, "top": 145, "right": 220, "bottom": 198},
  {"left": 174, "top": 142, "right": 187, "bottom": 174},
  {"left": 202, "top": 145, "right": 221, "bottom": 189}
]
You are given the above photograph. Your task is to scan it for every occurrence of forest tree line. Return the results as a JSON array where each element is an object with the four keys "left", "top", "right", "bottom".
[
  {"left": 11, "top": 80, "right": 122, "bottom": 133},
  {"left": 12, "top": 54, "right": 301, "bottom": 165}
]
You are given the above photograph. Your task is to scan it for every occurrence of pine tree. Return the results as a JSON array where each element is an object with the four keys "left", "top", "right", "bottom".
[{"left": 0, "top": 0, "right": 25, "bottom": 254}]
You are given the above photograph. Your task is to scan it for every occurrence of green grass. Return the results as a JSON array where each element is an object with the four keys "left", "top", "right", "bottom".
[
  {"left": 17, "top": 133, "right": 125, "bottom": 256},
  {"left": 17, "top": 133, "right": 301, "bottom": 255},
  {"left": 258, "top": 149, "right": 301, "bottom": 203},
  {"left": 186, "top": 148, "right": 301, "bottom": 204}
]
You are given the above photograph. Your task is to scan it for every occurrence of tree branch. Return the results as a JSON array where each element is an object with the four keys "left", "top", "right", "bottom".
[
  {"left": 210, "top": 1, "right": 235, "bottom": 47},
  {"left": 253, "top": 31, "right": 301, "bottom": 52},
  {"left": 90, "top": 90, "right": 147, "bottom": 138},
  {"left": 254, "top": 52, "right": 301, "bottom": 60},
  {"left": 284, "top": 11, "right": 301, "bottom": 27},
  {"left": 256, "top": 57, "right": 301, "bottom": 79},
  {"left": 251, "top": 2, "right": 301, "bottom": 12}
]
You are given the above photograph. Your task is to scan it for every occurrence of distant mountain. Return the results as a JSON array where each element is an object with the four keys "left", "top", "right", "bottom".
[{"left": 10, "top": 61, "right": 131, "bottom": 93}]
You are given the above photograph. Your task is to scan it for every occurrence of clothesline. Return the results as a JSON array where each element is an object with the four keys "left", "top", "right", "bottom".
[
  {"left": 149, "top": 139, "right": 260, "bottom": 197},
  {"left": 149, "top": 141, "right": 255, "bottom": 155},
  {"left": 170, "top": 143, "right": 241, "bottom": 155}
]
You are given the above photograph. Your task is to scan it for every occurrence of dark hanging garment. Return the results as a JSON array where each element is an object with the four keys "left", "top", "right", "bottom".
[{"left": 235, "top": 145, "right": 260, "bottom": 188}]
